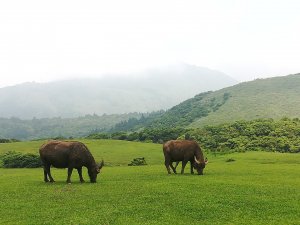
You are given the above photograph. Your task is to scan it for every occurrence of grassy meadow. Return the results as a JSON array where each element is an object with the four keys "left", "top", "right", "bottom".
[{"left": 0, "top": 140, "right": 300, "bottom": 225}]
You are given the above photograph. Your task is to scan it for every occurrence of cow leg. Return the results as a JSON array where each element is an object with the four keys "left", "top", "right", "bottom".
[
  {"left": 172, "top": 161, "right": 180, "bottom": 174},
  {"left": 170, "top": 163, "right": 177, "bottom": 174},
  {"left": 77, "top": 167, "right": 85, "bottom": 183},
  {"left": 174, "top": 161, "right": 180, "bottom": 170},
  {"left": 164, "top": 159, "right": 172, "bottom": 174},
  {"left": 190, "top": 161, "right": 194, "bottom": 174},
  {"left": 67, "top": 167, "right": 73, "bottom": 183},
  {"left": 45, "top": 164, "right": 55, "bottom": 182},
  {"left": 43, "top": 167, "right": 49, "bottom": 182},
  {"left": 181, "top": 160, "right": 188, "bottom": 174}
]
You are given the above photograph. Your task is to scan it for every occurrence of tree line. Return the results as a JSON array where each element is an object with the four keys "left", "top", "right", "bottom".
[{"left": 87, "top": 118, "right": 300, "bottom": 153}]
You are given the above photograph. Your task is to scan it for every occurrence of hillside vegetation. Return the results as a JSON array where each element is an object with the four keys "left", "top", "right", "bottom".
[
  {"left": 90, "top": 118, "right": 300, "bottom": 153},
  {"left": 0, "top": 113, "right": 144, "bottom": 140},
  {"left": 0, "top": 74, "right": 299, "bottom": 140},
  {"left": 191, "top": 74, "right": 300, "bottom": 127},
  {"left": 113, "top": 74, "right": 300, "bottom": 130}
]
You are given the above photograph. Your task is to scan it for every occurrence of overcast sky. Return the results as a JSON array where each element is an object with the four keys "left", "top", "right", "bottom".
[{"left": 0, "top": 0, "right": 299, "bottom": 88}]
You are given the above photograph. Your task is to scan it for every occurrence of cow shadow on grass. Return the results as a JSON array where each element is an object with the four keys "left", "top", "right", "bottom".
[{"left": 40, "top": 180, "right": 100, "bottom": 185}]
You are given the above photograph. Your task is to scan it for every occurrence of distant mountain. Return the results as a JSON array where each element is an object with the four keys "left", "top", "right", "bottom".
[
  {"left": 112, "top": 73, "right": 300, "bottom": 130},
  {"left": 1, "top": 73, "right": 299, "bottom": 140},
  {"left": 0, "top": 63, "right": 236, "bottom": 119},
  {"left": 0, "top": 113, "right": 145, "bottom": 140}
]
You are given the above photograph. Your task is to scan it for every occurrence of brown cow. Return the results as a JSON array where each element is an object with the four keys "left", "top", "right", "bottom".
[
  {"left": 163, "top": 140, "right": 208, "bottom": 175},
  {"left": 39, "top": 140, "right": 104, "bottom": 183}
]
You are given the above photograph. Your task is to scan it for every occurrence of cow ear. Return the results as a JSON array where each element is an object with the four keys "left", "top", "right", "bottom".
[{"left": 205, "top": 159, "right": 208, "bottom": 165}]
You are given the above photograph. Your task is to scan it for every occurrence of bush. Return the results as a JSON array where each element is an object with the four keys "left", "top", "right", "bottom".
[
  {"left": 188, "top": 118, "right": 300, "bottom": 153},
  {"left": 111, "top": 132, "right": 128, "bottom": 140},
  {"left": 0, "top": 139, "right": 11, "bottom": 143},
  {"left": 0, "top": 139, "right": 20, "bottom": 143},
  {"left": 86, "top": 133, "right": 111, "bottom": 139},
  {"left": 128, "top": 157, "right": 147, "bottom": 166},
  {"left": 225, "top": 158, "right": 236, "bottom": 162},
  {"left": 1, "top": 151, "right": 42, "bottom": 168}
]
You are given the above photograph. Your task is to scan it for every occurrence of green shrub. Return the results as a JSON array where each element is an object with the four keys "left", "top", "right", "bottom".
[
  {"left": 128, "top": 157, "right": 147, "bottom": 166},
  {"left": 0, "top": 139, "right": 20, "bottom": 143},
  {"left": 86, "top": 133, "right": 111, "bottom": 139},
  {"left": 225, "top": 158, "right": 236, "bottom": 162},
  {"left": 1, "top": 151, "right": 42, "bottom": 168},
  {"left": 0, "top": 139, "right": 11, "bottom": 143}
]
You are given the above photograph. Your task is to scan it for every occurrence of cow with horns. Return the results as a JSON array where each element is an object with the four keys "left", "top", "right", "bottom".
[
  {"left": 39, "top": 140, "right": 104, "bottom": 183},
  {"left": 163, "top": 140, "right": 208, "bottom": 175}
]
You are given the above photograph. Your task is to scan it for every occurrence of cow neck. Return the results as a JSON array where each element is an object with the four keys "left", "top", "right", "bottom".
[{"left": 83, "top": 149, "right": 97, "bottom": 169}]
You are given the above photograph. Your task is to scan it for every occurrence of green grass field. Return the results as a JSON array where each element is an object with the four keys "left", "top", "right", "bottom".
[{"left": 0, "top": 140, "right": 300, "bottom": 225}]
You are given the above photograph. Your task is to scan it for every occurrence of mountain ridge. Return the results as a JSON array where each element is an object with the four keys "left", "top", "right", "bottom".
[
  {"left": 0, "top": 64, "right": 236, "bottom": 119},
  {"left": 111, "top": 73, "right": 300, "bottom": 131}
]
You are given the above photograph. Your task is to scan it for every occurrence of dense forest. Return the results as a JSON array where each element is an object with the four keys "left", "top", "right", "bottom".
[{"left": 87, "top": 118, "right": 300, "bottom": 153}]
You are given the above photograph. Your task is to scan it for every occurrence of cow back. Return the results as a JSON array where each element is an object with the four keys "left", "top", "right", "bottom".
[
  {"left": 39, "top": 140, "right": 94, "bottom": 168},
  {"left": 163, "top": 140, "right": 202, "bottom": 162}
]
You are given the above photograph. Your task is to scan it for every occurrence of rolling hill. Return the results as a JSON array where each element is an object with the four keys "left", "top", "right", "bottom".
[
  {"left": 113, "top": 73, "right": 300, "bottom": 130},
  {"left": 190, "top": 73, "right": 300, "bottom": 127},
  {"left": 0, "top": 63, "right": 236, "bottom": 119}
]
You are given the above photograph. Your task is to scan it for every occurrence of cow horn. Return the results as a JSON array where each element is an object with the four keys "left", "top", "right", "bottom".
[
  {"left": 98, "top": 160, "right": 104, "bottom": 169},
  {"left": 194, "top": 157, "right": 200, "bottom": 164}
]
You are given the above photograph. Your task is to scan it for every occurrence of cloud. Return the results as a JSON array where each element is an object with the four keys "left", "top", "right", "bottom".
[{"left": 0, "top": 0, "right": 300, "bottom": 87}]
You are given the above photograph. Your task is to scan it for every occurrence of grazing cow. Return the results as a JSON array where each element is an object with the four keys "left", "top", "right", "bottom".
[
  {"left": 163, "top": 140, "right": 208, "bottom": 175},
  {"left": 39, "top": 140, "right": 104, "bottom": 183}
]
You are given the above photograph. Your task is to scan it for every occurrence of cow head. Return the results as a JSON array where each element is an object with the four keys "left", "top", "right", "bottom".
[
  {"left": 88, "top": 160, "right": 104, "bottom": 183},
  {"left": 193, "top": 157, "right": 208, "bottom": 175}
]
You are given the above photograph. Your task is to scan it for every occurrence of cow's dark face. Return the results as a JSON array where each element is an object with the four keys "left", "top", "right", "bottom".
[
  {"left": 88, "top": 167, "right": 99, "bottom": 183},
  {"left": 88, "top": 160, "right": 104, "bottom": 183},
  {"left": 193, "top": 158, "right": 208, "bottom": 175},
  {"left": 193, "top": 162, "right": 205, "bottom": 175}
]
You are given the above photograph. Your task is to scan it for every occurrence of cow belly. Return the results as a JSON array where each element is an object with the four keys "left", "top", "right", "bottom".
[
  {"left": 170, "top": 156, "right": 184, "bottom": 161},
  {"left": 45, "top": 154, "right": 69, "bottom": 168},
  {"left": 171, "top": 154, "right": 193, "bottom": 162},
  {"left": 50, "top": 161, "right": 68, "bottom": 168}
]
